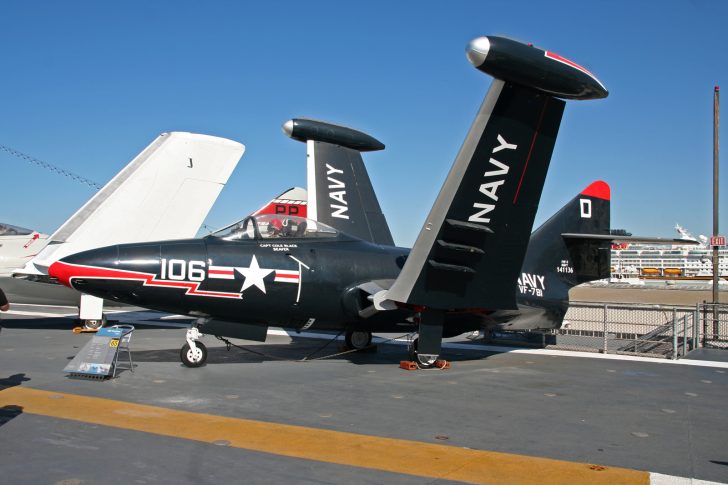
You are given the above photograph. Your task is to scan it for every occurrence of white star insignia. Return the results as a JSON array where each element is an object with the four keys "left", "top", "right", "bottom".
[{"left": 235, "top": 255, "right": 274, "bottom": 294}]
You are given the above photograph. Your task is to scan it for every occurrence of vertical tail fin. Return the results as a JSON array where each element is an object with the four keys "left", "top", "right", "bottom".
[
  {"left": 251, "top": 187, "right": 308, "bottom": 218},
  {"left": 283, "top": 118, "right": 394, "bottom": 246},
  {"left": 519, "top": 180, "right": 611, "bottom": 303}
]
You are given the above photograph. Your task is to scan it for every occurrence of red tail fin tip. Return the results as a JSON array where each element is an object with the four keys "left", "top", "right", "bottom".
[{"left": 580, "top": 180, "right": 610, "bottom": 200}]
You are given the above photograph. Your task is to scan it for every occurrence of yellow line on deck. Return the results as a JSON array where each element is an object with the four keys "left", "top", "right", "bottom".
[{"left": 0, "top": 387, "right": 648, "bottom": 485}]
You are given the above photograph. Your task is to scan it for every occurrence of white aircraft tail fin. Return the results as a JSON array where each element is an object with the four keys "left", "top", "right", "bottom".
[
  {"left": 0, "top": 223, "right": 48, "bottom": 275},
  {"left": 21, "top": 132, "right": 244, "bottom": 274}
]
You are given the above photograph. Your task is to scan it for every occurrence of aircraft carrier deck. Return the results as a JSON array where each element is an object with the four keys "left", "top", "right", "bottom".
[{"left": 1, "top": 303, "right": 727, "bottom": 484}]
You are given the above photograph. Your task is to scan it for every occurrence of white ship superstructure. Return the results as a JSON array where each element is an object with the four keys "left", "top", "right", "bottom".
[{"left": 611, "top": 224, "right": 728, "bottom": 278}]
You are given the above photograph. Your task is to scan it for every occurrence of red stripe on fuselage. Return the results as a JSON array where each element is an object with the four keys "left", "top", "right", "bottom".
[
  {"left": 208, "top": 269, "right": 234, "bottom": 275},
  {"left": 49, "top": 261, "right": 242, "bottom": 299}
]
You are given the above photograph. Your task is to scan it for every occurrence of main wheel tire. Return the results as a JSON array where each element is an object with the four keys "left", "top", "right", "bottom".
[
  {"left": 345, "top": 331, "right": 372, "bottom": 350},
  {"left": 409, "top": 338, "right": 438, "bottom": 369},
  {"left": 82, "top": 319, "right": 104, "bottom": 330},
  {"left": 180, "top": 341, "right": 208, "bottom": 367}
]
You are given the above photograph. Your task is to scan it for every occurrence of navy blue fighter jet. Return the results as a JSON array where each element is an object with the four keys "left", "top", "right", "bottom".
[{"left": 50, "top": 36, "right": 612, "bottom": 368}]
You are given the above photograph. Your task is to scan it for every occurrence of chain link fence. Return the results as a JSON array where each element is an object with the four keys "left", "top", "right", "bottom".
[{"left": 542, "top": 302, "right": 728, "bottom": 358}]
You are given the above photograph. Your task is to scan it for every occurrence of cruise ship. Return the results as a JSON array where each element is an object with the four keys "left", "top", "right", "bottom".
[{"left": 611, "top": 225, "right": 728, "bottom": 279}]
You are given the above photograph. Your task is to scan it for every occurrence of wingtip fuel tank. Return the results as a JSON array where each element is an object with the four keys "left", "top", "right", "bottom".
[
  {"left": 466, "top": 36, "right": 608, "bottom": 100},
  {"left": 282, "top": 118, "right": 385, "bottom": 152}
]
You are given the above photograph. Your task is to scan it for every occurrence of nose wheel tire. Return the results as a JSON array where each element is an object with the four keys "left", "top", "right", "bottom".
[
  {"left": 409, "top": 337, "right": 438, "bottom": 369},
  {"left": 181, "top": 341, "right": 208, "bottom": 367},
  {"left": 345, "top": 331, "right": 372, "bottom": 350}
]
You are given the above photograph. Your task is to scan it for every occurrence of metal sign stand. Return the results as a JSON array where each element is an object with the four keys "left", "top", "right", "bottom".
[{"left": 64, "top": 325, "right": 134, "bottom": 379}]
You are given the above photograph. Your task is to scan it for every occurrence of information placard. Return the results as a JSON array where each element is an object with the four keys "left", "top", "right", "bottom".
[{"left": 64, "top": 327, "right": 129, "bottom": 377}]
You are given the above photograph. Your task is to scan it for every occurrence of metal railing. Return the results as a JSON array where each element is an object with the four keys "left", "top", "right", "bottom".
[{"left": 699, "top": 303, "right": 728, "bottom": 349}]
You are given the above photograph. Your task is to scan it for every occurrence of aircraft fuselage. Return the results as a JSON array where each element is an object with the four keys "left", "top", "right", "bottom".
[
  {"left": 53, "top": 232, "right": 428, "bottom": 333},
  {"left": 50, "top": 212, "right": 578, "bottom": 338}
]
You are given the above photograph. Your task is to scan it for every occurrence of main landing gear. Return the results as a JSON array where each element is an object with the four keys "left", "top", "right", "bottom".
[
  {"left": 344, "top": 330, "right": 372, "bottom": 350},
  {"left": 177, "top": 320, "right": 443, "bottom": 368},
  {"left": 181, "top": 326, "right": 208, "bottom": 367},
  {"left": 408, "top": 338, "right": 438, "bottom": 369},
  {"left": 82, "top": 318, "right": 105, "bottom": 330},
  {"left": 408, "top": 310, "right": 444, "bottom": 369}
]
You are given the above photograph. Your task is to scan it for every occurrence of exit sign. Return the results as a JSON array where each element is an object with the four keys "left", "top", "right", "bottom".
[{"left": 711, "top": 236, "right": 726, "bottom": 247}]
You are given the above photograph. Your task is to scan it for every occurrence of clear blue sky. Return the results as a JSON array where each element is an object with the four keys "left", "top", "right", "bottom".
[{"left": 1, "top": 0, "right": 726, "bottom": 247}]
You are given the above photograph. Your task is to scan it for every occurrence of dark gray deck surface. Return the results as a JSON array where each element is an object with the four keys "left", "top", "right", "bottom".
[
  {"left": 685, "top": 348, "right": 728, "bottom": 362},
  {"left": 1, "top": 308, "right": 727, "bottom": 484}
]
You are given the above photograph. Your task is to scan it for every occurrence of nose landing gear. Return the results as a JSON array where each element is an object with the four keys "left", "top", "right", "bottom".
[{"left": 181, "top": 326, "right": 208, "bottom": 367}]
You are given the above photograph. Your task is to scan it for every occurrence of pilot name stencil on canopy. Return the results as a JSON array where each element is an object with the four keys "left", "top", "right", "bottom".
[
  {"left": 326, "top": 163, "right": 349, "bottom": 219},
  {"left": 259, "top": 243, "right": 299, "bottom": 252},
  {"left": 468, "top": 134, "right": 518, "bottom": 224}
]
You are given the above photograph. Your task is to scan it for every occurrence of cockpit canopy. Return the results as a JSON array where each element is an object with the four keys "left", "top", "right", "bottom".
[
  {"left": 211, "top": 214, "right": 339, "bottom": 241},
  {"left": 0, "top": 223, "right": 34, "bottom": 236}
]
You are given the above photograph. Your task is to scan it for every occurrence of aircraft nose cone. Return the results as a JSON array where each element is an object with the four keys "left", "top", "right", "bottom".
[
  {"left": 282, "top": 119, "right": 294, "bottom": 138},
  {"left": 48, "top": 246, "right": 120, "bottom": 289},
  {"left": 466, "top": 36, "right": 491, "bottom": 67},
  {"left": 48, "top": 261, "right": 74, "bottom": 288}
]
